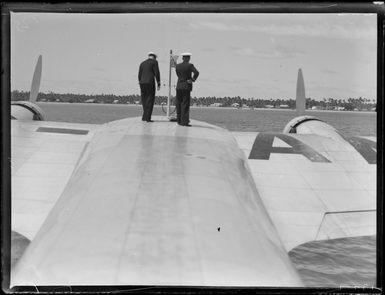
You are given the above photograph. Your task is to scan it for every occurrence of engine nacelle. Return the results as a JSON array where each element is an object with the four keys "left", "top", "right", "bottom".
[
  {"left": 11, "top": 101, "right": 46, "bottom": 121},
  {"left": 283, "top": 115, "right": 345, "bottom": 142}
]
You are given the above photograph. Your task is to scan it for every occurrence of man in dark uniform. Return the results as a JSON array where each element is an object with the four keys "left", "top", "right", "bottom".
[
  {"left": 175, "top": 53, "right": 199, "bottom": 126},
  {"left": 138, "top": 52, "right": 161, "bottom": 122}
]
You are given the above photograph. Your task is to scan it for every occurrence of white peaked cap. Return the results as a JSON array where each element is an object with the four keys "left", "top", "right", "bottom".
[
  {"left": 181, "top": 52, "right": 192, "bottom": 56},
  {"left": 148, "top": 52, "right": 157, "bottom": 57}
]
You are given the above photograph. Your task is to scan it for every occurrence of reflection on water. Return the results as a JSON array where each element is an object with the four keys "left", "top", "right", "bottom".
[{"left": 289, "top": 236, "right": 376, "bottom": 287}]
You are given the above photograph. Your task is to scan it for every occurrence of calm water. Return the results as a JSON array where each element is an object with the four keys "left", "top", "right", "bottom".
[
  {"left": 38, "top": 103, "right": 376, "bottom": 137},
  {"left": 36, "top": 102, "right": 377, "bottom": 287}
]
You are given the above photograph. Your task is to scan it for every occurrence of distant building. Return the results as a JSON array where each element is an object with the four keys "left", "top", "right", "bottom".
[
  {"left": 113, "top": 99, "right": 119, "bottom": 104},
  {"left": 265, "top": 105, "right": 274, "bottom": 108},
  {"left": 279, "top": 104, "right": 289, "bottom": 109},
  {"left": 210, "top": 103, "right": 222, "bottom": 107},
  {"left": 335, "top": 106, "right": 345, "bottom": 111},
  {"left": 231, "top": 103, "right": 240, "bottom": 108},
  {"left": 85, "top": 99, "right": 95, "bottom": 103}
]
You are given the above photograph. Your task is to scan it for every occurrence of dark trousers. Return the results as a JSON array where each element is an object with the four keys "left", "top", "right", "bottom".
[
  {"left": 140, "top": 83, "right": 156, "bottom": 121},
  {"left": 176, "top": 89, "right": 191, "bottom": 125}
]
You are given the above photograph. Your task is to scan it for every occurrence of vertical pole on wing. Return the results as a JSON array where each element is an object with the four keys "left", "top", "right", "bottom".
[
  {"left": 29, "top": 55, "right": 42, "bottom": 102},
  {"left": 296, "top": 68, "right": 306, "bottom": 116},
  {"left": 167, "top": 49, "right": 172, "bottom": 118}
]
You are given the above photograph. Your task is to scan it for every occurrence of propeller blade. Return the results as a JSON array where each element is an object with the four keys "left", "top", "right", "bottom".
[
  {"left": 296, "top": 68, "right": 306, "bottom": 116},
  {"left": 29, "top": 55, "right": 42, "bottom": 102}
]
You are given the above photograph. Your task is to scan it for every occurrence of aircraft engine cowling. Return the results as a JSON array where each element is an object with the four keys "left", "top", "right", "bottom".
[
  {"left": 283, "top": 115, "right": 345, "bottom": 142},
  {"left": 11, "top": 101, "right": 46, "bottom": 121}
]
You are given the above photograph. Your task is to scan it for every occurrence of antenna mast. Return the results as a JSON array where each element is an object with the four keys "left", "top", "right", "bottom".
[{"left": 167, "top": 49, "right": 172, "bottom": 118}]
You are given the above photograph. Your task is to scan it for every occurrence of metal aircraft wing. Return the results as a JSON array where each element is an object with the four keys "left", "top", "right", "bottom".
[
  {"left": 231, "top": 68, "right": 376, "bottom": 251},
  {"left": 11, "top": 116, "right": 303, "bottom": 287},
  {"left": 233, "top": 123, "right": 376, "bottom": 251},
  {"left": 11, "top": 119, "right": 100, "bottom": 241},
  {"left": 10, "top": 55, "right": 101, "bottom": 242}
]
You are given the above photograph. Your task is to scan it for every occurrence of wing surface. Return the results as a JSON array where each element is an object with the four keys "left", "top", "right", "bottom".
[
  {"left": 11, "top": 120, "right": 99, "bottom": 241},
  {"left": 11, "top": 116, "right": 303, "bottom": 287},
  {"left": 233, "top": 131, "right": 376, "bottom": 251}
]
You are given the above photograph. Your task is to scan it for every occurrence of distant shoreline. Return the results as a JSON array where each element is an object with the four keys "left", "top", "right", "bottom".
[{"left": 35, "top": 102, "right": 376, "bottom": 114}]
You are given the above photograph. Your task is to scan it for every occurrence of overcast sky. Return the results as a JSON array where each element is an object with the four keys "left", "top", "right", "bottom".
[{"left": 11, "top": 13, "right": 377, "bottom": 101}]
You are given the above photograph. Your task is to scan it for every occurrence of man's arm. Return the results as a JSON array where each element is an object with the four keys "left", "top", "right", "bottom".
[
  {"left": 153, "top": 60, "right": 161, "bottom": 87},
  {"left": 191, "top": 64, "right": 199, "bottom": 82},
  {"left": 138, "top": 63, "right": 142, "bottom": 82}
]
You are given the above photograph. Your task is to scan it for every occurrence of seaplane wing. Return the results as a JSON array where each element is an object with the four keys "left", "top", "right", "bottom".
[
  {"left": 232, "top": 127, "right": 376, "bottom": 251},
  {"left": 11, "top": 119, "right": 100, "bottom": 241},
  {"left": 233, "top": 69, "right": 377, "bottom": 251},
  {"left": 11, "top": 116, "right": 303, "bottom": 287},
  {"left": 11, "top": 55, "right": 102, "bottom": 242},
  {"left": 232, "top": 69, "right": 376, "bottom": 251},
  {"left": 9, "top": 58, "right": 376, "bottom": 288}
]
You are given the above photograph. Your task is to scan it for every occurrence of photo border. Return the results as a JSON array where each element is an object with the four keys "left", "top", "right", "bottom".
[{"left": 1, "top": 2, "right": 384, "bottom": 294}]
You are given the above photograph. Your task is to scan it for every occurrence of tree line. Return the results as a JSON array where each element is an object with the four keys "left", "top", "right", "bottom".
[{"left": 11, "top": 90, "right": 376, "bottom": 111}]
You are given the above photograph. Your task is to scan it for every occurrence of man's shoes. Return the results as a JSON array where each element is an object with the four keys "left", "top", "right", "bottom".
[
  {"left": 180, "top": 123, "right": 191, "bottom": 127},
  {"left": 146, "top": 120, "right": 154, "bottom": 122}
]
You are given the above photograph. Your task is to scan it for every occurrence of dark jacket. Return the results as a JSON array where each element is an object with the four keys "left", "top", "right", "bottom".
[
  {"left": 175, "top": 62, "right": 199, "bottom": 91},
  {"left": 138, "top": 58, "right": 161, "bottom": 86}
]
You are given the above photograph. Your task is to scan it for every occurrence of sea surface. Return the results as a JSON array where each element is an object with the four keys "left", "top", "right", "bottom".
[
  {"left": 34, "top": 103, "right": 378, "bottom": 288},
  {"left": 37, "top": 103, "right": 377, "bottom": 137}
]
